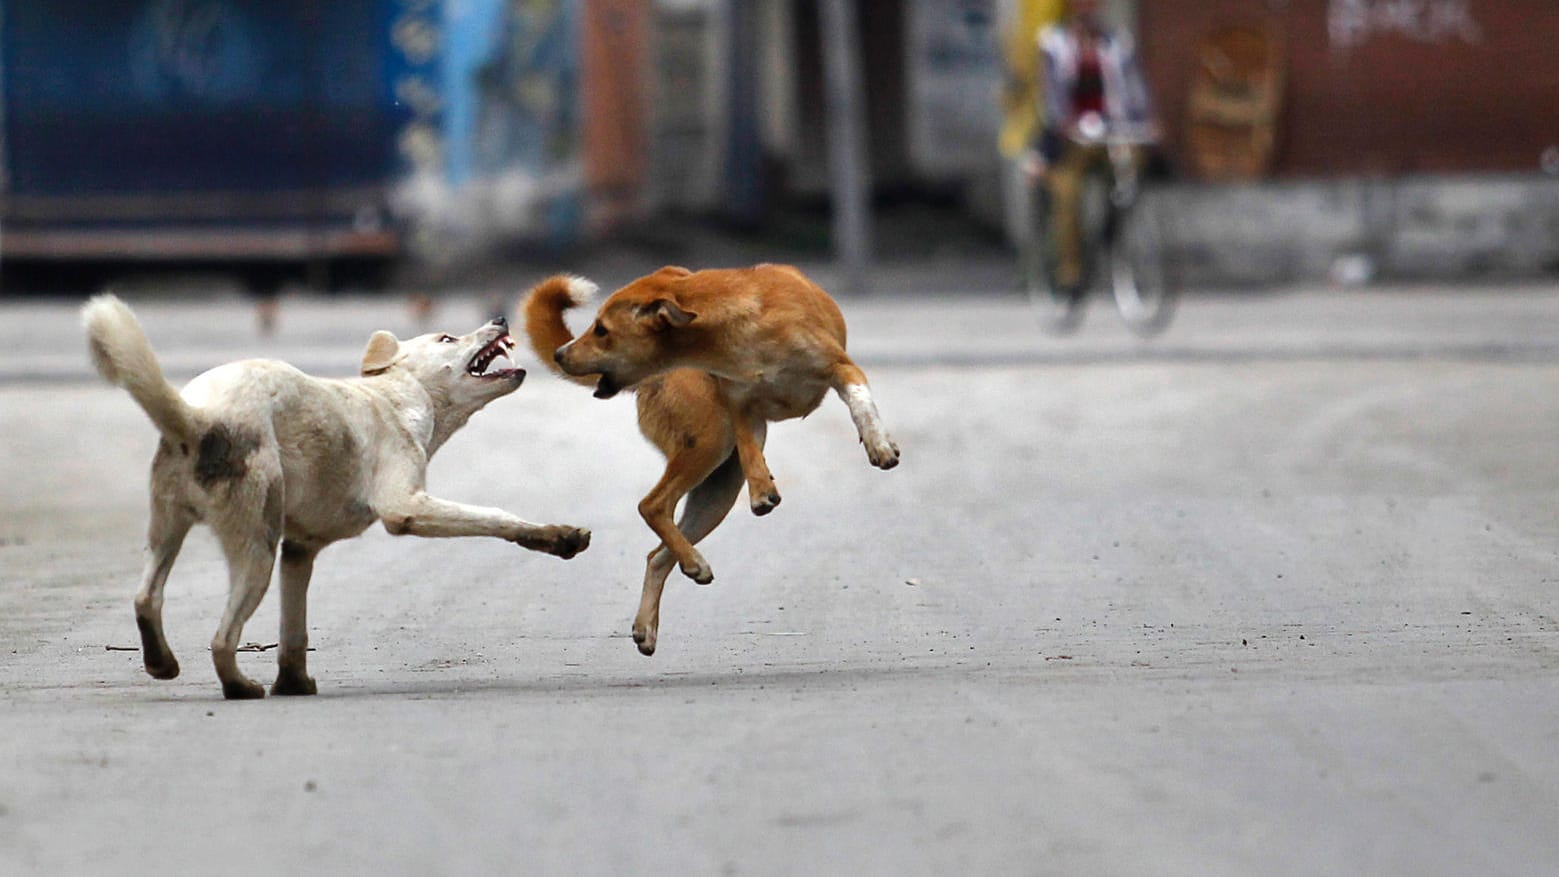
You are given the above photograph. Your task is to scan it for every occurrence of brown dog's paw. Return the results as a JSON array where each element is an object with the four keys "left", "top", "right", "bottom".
[
  {"left": 680, "top": 555, "right": 714, "bottom": 585},
  {"left": 750, "top": 490, "right": 782, "bottom": 516},
  {"left": 866, "top": 437, "right": 901, "bottom": 470},
  {"left": 547, "top": 526, "right": 591, "bottom": 559},
  {"left": 632, "top": 625, "right": 657, "bottom": 656}
]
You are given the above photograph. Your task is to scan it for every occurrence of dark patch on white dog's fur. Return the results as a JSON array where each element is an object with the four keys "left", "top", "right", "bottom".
[{"left": 195, "top": 424, "right": 259, "bottom": 487}]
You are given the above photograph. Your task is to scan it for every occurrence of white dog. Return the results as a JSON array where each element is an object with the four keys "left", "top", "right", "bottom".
[{"left": 82, "top": 295, "right": 590, "bottom": 700}]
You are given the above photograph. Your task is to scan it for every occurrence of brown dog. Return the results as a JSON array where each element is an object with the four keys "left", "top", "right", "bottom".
[{"left": 523, "top": 265, "right": 898, "bottom": 655}]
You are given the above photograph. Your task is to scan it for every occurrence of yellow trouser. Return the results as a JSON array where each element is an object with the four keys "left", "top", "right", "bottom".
[{"left": 1044, "top": 144, "right": 1145, "bottom": 289}]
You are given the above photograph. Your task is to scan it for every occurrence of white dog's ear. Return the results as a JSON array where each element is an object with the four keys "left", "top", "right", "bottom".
[
  {"left": 360, "top": 331, "right": 402, "bottom": 375},
  {"left": 634, "top": 299, "right": 697, "bottom": 331}
]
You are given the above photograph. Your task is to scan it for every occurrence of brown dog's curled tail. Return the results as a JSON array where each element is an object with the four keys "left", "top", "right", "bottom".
[{"left": 521, "top": 274, "right": 599, "bottom": 388}]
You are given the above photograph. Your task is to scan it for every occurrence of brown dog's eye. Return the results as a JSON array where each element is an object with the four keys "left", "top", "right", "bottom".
[
  {"left": 592, "top": 322, "right": 608, "bottom": 338},
  {"left": 437, "top": 334, "right": 457, "bottom": 343}
]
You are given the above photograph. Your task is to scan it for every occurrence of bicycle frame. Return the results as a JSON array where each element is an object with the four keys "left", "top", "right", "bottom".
[{"left": 1022, "top": 119, "right": 1178, "bottom": 337}]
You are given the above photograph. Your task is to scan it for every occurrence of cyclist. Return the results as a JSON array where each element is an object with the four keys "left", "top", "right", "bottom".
[{"left": 1023, "top": 0, "right": 1157, "bottom": 298}]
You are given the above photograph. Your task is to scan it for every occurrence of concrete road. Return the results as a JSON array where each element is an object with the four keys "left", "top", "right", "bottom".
[{"left": 2, "top": 283, "right": 1558, "bottom": 875}]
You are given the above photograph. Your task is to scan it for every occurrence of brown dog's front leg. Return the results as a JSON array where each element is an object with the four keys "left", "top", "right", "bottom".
[
  {"left": 728, "top": 410, "right": 778, "bottom": 516},
  {"left": 638, "top": 485, "right": 713, "bottom": 585},
  {"left": 635, "top": 436, "right": 735, "bottom": 585},
  {"left": 634, "top": 451, "right": 746, "bottom": 654}
]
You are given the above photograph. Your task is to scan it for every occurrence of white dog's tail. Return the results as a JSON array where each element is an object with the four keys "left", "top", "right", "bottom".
[{"left": 81, "top": 294, "right": 198, "bottom": 444}]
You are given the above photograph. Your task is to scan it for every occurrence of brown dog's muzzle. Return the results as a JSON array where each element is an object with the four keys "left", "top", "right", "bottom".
[{"left": 554, "top": 343, "right": 620, "bottom": 398}]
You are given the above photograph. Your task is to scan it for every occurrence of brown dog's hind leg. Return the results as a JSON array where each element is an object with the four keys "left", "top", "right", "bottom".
[
  {"left": 635, "top": 451, "right": 744, "bottom": 655},
  {"left": 135, "top": 489, "right": 193, "bottom": 681},
  {"left": 830, "top": 361, "right": 900, "bottom": 469}
]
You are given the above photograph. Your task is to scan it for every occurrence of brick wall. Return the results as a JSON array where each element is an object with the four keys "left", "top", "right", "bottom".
[{"left": 1138, "top": 0, "right": 1559, "bottom": 177}]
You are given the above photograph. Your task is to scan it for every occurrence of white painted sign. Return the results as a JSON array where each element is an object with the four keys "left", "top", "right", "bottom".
[
  {"left": 906, "top": 0, "right": 1002, "bottom": 177},
  {"left": 1328, "top": 0, "right": 1484, "bottom": 49}
]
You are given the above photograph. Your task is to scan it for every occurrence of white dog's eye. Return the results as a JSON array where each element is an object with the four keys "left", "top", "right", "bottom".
[{"left": 437, "top": 334, "right": 457, "bottom": 343}]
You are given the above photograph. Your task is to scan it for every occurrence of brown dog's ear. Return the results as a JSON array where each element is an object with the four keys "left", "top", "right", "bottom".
[
  {"left": 654, "top": 265, "right": 693, "bottom": 278},
  {"left": 360, "top": 331, "right": 402, "bottom": 375},
  {"left": 634, "top": 299, "right": 697, "bottom": 331}
]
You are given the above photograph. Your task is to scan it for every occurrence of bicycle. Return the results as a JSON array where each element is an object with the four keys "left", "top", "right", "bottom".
[{"left": 1020, "top": 118, "right": 1179, "bottom": 337}]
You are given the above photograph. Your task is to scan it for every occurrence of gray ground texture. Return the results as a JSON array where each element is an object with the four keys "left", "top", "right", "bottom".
[{"left": 2, "top": 277, "right": 1558, "bottom": 876}]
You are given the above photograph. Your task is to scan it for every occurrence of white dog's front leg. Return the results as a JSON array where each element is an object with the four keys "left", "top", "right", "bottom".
[
  {"left": 378, "top": 492, "right": 590, "bottom": 558},
  {"left": 272, "top": 541, "right": 318, "bottom": 696}
]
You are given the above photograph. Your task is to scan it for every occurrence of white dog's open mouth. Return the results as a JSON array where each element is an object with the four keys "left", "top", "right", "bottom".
[{"left": 467, "top": 335, "right": 524, "bottom": 381}]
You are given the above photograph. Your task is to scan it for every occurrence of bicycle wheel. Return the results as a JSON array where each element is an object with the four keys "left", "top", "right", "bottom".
[
  {"left": 1108, "top": 188, "right": 1179, "bottom": 337},
  {"left": 1021, "top": 185, "right": 1086, "bottom": 335}
]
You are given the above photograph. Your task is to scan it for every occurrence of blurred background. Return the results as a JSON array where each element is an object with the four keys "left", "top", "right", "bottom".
[
  {"left": 7, "top": 7, "right": 1559, "bottom": 869},
  {"left": 0, "top": 0, "right": 1555, "bottom": 297}
]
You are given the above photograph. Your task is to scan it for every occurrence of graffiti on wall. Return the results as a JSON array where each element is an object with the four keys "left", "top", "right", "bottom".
[
  {"left": 1328, "top": 0, "right": 1484, "bottom": 50},
  {"left": 393, "top": 0, "right": 445, "bottom": 178},
  {"left": 907, "top": 0, "right": 1002, "bottom": 177},
  {"left": 129, "top": 0, "right": 262, "bottom": 104},
  {"left": 392, "top": 0, "right": 583, "bottom": 257}
]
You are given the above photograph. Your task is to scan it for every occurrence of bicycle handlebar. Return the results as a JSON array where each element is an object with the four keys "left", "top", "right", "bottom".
[{"left": 1065, "top": 113, "right": 1159, "bottom": 147}]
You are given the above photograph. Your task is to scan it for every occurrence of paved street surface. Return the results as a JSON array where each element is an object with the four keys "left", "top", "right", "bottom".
[{"left": 2, "top": 278, "right": 1558, "bottom": 875}]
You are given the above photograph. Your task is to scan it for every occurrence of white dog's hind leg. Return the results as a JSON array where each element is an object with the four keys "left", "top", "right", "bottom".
[
  {"left": 135, "top": 491, "right": 194, "bottom": 680},
  {"left": 210, "top": 535, "right": 278, "bottom": 700},
  {"left": 271, "top": 541, "right": 318, "bottom": 696},
  {"left": 208, "top": 474, "right": 283, "bottom": 700},
  {"left": 830, "top": 363, "right": 900, "bottom": 470}
]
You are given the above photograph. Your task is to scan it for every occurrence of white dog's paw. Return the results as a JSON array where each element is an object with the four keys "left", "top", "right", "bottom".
[
  {"left": 271, "top": 667, "right": 317, "bottom": 696},
  {"left": 553, "top": 526, "right": 591, "bottom": 559},
  {"left": 527, "top": 525, "right": 590, "bottom": 559},
  {"left": 221, "top": 676, "right": 266, "bottom": 700}
]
